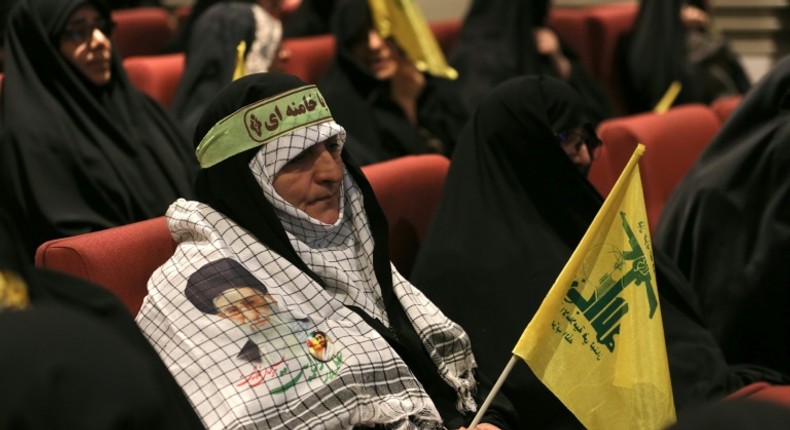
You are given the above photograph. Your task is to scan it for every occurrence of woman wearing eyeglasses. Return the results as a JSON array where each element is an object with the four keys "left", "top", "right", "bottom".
[{"left": 0, "top": 0, "right": 197, "bottom": 259}]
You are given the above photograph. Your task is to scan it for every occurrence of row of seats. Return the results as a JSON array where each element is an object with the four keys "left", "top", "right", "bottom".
[
  {"left": 588, "top": 95, "right": 742, "bottom": 234},
  {"left": 112, "top": 4, "right": 639, "bottom": 110},
  {"left": 120, "top": 18, "right": 461, "bottom": 108},
  {"left": 32, "top": 94, "right": 744, "bottom": 313},
  {"left": 34, "top": 153, "right": 450, "bottom": 314}
]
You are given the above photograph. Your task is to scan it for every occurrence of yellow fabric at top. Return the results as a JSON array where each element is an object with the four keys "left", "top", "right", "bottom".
[
  {"left": 513, "top": 144, "right": 676, "bottom": 430},
  {"left": 367, "top": 0, "right": 457, "bottom": 80}
]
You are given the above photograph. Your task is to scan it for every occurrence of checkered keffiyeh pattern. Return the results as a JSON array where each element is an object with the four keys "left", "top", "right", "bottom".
[{"left": 136, "top": 122, "right": 479, "bottom": 429}]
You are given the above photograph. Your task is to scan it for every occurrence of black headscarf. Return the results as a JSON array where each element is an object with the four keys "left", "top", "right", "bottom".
[
  {"left": 449, "top": 0, "right": 613, "bottom": 126},
  {"left": 0, "top": 208, "right": 204, "bottom": 429},
  {"left": 171, "top": 2, "right": 258, "bottom": 138},
  {"left": 192, "top": 71, "right": 516, "bottom": 428},
  {"left": 317, "top": 0, "right": 468, "bottom": 166},
  {"left": 281, "top": 0, "right": 340, "bottom": 38},
  {"left": 0, "top": 0, "right": 197, "bottom": 259},
  {"left": 410, "top": 75, "right": 788, "bottom": 429},
  {"left": 622, "top": 0, "right": 750, "bottom": 113},
  {"left": 160, "top": 0, "right": 255, "bottom": 54},
  {"left": 655, "top": 55, "right": 790, "bottom": 376}
]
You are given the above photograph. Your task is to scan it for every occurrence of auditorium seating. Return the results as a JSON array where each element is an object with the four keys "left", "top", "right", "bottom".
[
  {"left": 548, "top": 7, "right": 595, "bottom": 76},
  {"left": 123, "top": 53, "right": 185, "bottom": 107},
  {"left": 589, "top": 104, "right": 721, "bottom": 232},
  {"left": 584, "top": 3, "right": 639, "bottom": 114},
  {"left": 711, "top": 95, "right": 743, "bottom": 124},
  {"left": 429, "top": 19, "right": 463, "bottom": 57},
  {"left": 35, "top": 154, "right": 450, "bottom": 313},
  {"left": 280, "top": 34, "right": 336, "bottom": 84},
  {"left": 111, "top": 7, "right": 174, "bottom": 58}
]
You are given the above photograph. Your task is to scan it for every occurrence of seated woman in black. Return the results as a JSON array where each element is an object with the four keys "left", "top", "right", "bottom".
[
  {"left": 655, "top": 55, "right": 790, "bottom": 377},
  {"left": 410, "top": 75, "right": 789, "bottom": 429},
  {"left": 0, "top": 0, "right": 196, "bottom": 258},
  {"left": 621, "top": 0, "right": 750, "bottom": 113},
  {"left": 450, "top": 0, "right": 613, "bottom": 126},
  {"left": 318, "top": 0, "right": 468, "bottom": 165}
]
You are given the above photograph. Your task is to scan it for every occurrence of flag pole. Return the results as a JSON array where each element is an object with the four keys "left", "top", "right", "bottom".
[{"left": 468, "top": 355, "right": 518, "bottom": 428}]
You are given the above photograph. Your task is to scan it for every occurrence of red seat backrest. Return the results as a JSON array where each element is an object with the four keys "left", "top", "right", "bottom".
[
  {"left": 35, "top": 217, "right": 175, "bottom": 315},
  {"left": 280, "top": 34, "right": 336, "bottom": 84},
  {"left": 111, "top": 7, "right": 174, "bottom": 58},
  {"left": 585, "top": 3, "right": 639, "bottom": 114},
  {"left": 123, "top": 53, "right": 185, "bottom": 107},
  {"left": 34, "top": 155, "right": 450, "bottom": 313},
  {"left": 429, "top": 19, "right": 462, "bottom": 57},
  {"left": 360, "top": 154, "right": 450, "bottom": 278},
  {"left": 547, "top": 7, "right": 595, "bottom": 77},
  {"left": 590, "top": 104, "right": 721, "bottom": 232},
  {"left": 711, "top": 95, "right": 743, "bottom": 124}
]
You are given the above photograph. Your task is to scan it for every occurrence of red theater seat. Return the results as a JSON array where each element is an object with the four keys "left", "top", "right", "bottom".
[
  {"left": 429, "top": 19, "right": 462, "bottom": 56},
  {"left": 585, "top": 3, "right": 639, "bottom": 114},
  {"left": 35, "top": 217, "right": 174, "bottom": 315},
  {"left": 280, "top": 34, "right": 335, "bottom": 84},
  {"left": 589, "top": 104, "right": 721, "bottom": 232},
  {"left": 34, "top": 154, "right": 450, "bottom": 313},
  {"left": 111, "top": 7, "right": 174, "bottom": 58},
  {"left": 548, "top": 7, "right": 595, "bottom": 77},
  {"left": 123, "top": 53, "right": 185, "bottom": 107},
  {"left": 711, "top": 95, "right": 743, "bottom": 124}
]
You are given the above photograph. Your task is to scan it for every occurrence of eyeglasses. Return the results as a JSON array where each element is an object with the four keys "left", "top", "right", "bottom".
[
  {"left": 556, "top": 130, "right": 601, "bottom": 159},
  {"left": 61, "top": 18, "right": 116, "bottom": 45}
]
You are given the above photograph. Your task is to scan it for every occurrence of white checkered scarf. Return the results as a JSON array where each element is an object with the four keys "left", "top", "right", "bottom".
[
  {"left": 136, "top": 121, "right": 478, "bottom": 430},
  {"left": 245, "top": 4, "right": 281, "bottom": 74}
]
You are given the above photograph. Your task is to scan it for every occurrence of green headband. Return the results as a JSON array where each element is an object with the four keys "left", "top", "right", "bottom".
[{"left": 195, "top": 85, "right": 333, "bottom": 168}]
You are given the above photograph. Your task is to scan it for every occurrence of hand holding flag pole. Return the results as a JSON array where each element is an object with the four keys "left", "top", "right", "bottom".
[{"left": 468, "top": 144, "right": 676, "bottom": 430}]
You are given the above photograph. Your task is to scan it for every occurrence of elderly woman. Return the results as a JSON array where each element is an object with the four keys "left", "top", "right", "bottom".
[
  {"left": 409, "top": 75, "right": 789, "bottom": 429},
  {"left": 0, "top": 0, "right": 196, "bottom": 258},
  {"left": 621, "top": 0, "right": 750, "bottom": 113},
  {"left": 136, "top": 72, "right": 515, "bottom": 430}
]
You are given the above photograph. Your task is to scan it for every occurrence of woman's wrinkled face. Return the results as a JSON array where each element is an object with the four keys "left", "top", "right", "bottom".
[
  {"left": 59, "top": 5, "right": 113, "bottom": 86},
  {"left": 272, "top": 136, "right": 344, "bottom": 224},
  {"left": 349, "top": 27, "right": 398, "bottom": 81}
]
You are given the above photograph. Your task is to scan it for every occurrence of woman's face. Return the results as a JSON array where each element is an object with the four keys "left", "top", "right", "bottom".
[
  {"left": 59, "top": 4, "right": 113, "bottom": 86},
  {"left": 272, "top": 137, "right": 344, "bottom": 224},
  {"left": 349, "top": 27, "right": 398, "bottom": 81}
]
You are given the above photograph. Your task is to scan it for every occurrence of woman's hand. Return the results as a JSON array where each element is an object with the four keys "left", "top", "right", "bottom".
[
  {"left": 681, "top": 5, "right": 709, "bottom": 29},
  {"left": 533, "top": 27, "right": 572, "bottom": 81}
]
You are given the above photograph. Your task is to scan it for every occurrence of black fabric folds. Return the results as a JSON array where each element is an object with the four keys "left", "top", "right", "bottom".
[
  {"left": 0, "top": 0, "right": 197, "bottom": 259},
  {"left": 317, "top": 0, "right": 468, "bottom": 165},
  {"left": 410, "top": 75, "right": 788, "bottom": 429},
  {"left": 621, "top": 0, "right": 750, "bottom": 113},
  {"left": 655, "top": 55, "right": 790, "bottom": 376},
  {"left": 0, "top": 209, "right": 204, "bottom": 429},
  {"left": 171, "top": 2, "right": 257, "bottom": 138},
  {"left": 281, "top": 0, "right": 339, "bottom": 38},
  {"left": 449, "top": 0, "right": 613, "bottom": 126},
  {"left": 192, "top": 72, "right": 515, "bottom": 428}
]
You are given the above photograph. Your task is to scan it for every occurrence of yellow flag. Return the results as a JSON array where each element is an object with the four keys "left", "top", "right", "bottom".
[
  {"left": 367, "top": 0, "right": 457, "bottom": 79},
  {"left": 653, "top": 81, "right": 682, "bottom": 114},
  {"left": 513, "top": 144, "right": 676, "bottom": 430},
  {"left": 232, "top": 40, "right": 247, "bottom": 81}
]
